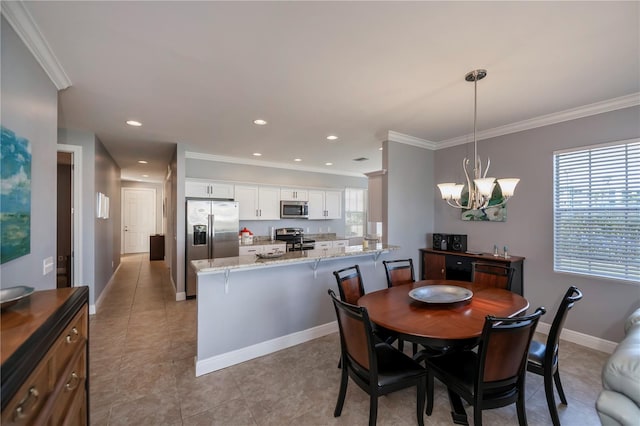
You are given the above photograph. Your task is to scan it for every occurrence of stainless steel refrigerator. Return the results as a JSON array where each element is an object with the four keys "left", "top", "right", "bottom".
[{"left": 185, "top": 199, "right": 239, "bottom": 298}]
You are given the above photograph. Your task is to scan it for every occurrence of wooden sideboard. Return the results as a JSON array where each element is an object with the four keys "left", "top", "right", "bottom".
[
  {"left": 419, "top": 248, "right": 525, "bottom": 295},
  {"left": 1, "top": 286, "right": 89, "bottom": 425}
]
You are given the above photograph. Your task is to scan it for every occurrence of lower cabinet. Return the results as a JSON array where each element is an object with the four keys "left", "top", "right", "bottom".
[
  {"left": 239, "top": 244, "right": 286, "bottom": 256},
  {"left": 419, "top": 248, "right": 525, "bottom": 295},
  {"left": 1, "top": 287, "right": 89, "bottom": 425}
]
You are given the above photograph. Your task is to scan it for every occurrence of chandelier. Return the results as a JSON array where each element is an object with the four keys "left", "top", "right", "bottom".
[{"left": 437, "top": 69, "right": 519, "bottom": 210}]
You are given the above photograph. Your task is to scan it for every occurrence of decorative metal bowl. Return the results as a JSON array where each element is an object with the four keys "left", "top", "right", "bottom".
[
  {"left": 0, "top": 285, "right": 35, "bottom": 310},
  {"left": 408, "top": 285, "right": 473, "bottom": 305}
]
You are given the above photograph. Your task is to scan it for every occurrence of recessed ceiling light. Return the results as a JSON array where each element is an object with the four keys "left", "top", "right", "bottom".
[
  {"left": 138, "top": 160, "right": 148, "bottom": 164},
  {"left": 326, "top": 135, "right": 338, "bottom": 141},
  {"left": 325, "top": 162, "right": 333, "bottom": 166},
  {"left": 253, "top": 119, "right": 267, "bottom": 125},
  {"left": 126, "top": 120, "right": 142, "bottom": 127},
  {"left": 379, "top": 147, "right": 383, "bottom": 151},
  {"left": 294, "top": 158, "right": 302, "bottom": 162},
  {"left": 253, "top": 152, "right": 262, "bottom": 156},
  {"left": 142, "top": 174, "right": 149, "bottom": 177}
]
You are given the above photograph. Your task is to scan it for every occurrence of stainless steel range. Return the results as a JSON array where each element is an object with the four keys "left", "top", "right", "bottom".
[{"left": 275, "top": 227, "right": 315, "bottom": 251}]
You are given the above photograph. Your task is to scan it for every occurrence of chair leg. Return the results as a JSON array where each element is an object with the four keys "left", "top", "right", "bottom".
[
  {"left": 416, "top": 378, "right": 426, "bottom": 426},
  {"left": 334, "top": 365, "right": 348, "bottom": 417},
  {"left": 426, "top": 371, "right": 434, "bottom": 415},
  {"left": 398, "top": 338, "right": 404, "bottom": 352},
  {"left": 544, "top": 372, "right": 561, "bottom": 426},
  {"left": 473, "top": 406, "right": 483, "bottom": 426},
  {"left": 369, "top": 394, "right": 378, "bottom": 426},
  {"left": 412, "top": 343, "right": 418, "bottom": 356},
  {"left": 553, "top": 369, "right": 568, "bottom": 405},
  {"left": 516, "top": 389, "right": 528, "bottom": 426}
]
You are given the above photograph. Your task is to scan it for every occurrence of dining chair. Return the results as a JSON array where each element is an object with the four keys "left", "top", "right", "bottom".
[
  {"left": 472, "top": 262, "right": 514, "bottom": 291},
  {"left": 333, "top": 265, "right": 365, "bottom": 304},
  {"left": 382, "top": 259, "right": 415, "bottom": 288},
  {"left": 382, "top": 259, "right": 417, "bottom": 354},
  {"left": 328, "top": 289, "right": 427, "bottom": 426},
  {"left": 425, "top": 307, "right": 546, "bottom": 426},
  {"left": 527, "top": 286, "right": 583, "bottom": 426}
]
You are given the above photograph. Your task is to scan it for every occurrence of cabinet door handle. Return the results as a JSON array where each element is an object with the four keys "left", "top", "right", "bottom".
[
  {"left": 14, "top": 387, "right": 39, "bottom": 420},
  {"left": 441, "top": 268, "right": 445, "bottom": 274},
  {"left": 66, "top": 327, "right": 80, "bottom": 344},
  {"left": 65, "top": 372, "right": 80, "bottom": 392}
]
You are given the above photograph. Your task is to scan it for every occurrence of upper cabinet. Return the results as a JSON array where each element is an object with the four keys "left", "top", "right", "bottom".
[
  {"left": 308, "top": 190, "right": 342, "bottom": 220},
  {"left": 235, "top": 185, "right": 280, "bottom": 220},
  {"left": 185, "top": 179, "right": 234, "bottom": 199},
  {"left": 280, "top": 188, "right": 308, "bottom": 201}
]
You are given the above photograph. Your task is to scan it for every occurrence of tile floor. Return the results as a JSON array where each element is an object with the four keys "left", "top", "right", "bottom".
[{"left": 89, "top": 253, "right": 608, "bottom": 425}]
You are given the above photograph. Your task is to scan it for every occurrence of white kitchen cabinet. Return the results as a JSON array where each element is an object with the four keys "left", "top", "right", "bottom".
[
  {"left": 332, "top": 240, "right": 348, "bottom": 248},
  {"left": 235, "top": 185, "right": 280, "bottom": 220},
  {"left": 280, "top": 188, "right": 308, "bottom": 201},
  {"left": 186, "top": 179, "right": 235, "bottom": 199},
  {"left": 239, "top": 243, "right": 286, "bottom": 256},
  {"left": 308, "top": 190, "right": 342, "bottom": 220}
]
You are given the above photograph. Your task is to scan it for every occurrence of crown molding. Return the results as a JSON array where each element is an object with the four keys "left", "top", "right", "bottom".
[
  {"left": 387, "top": 131, "right": 438, "bottom": 150},
  {"left": 185, "top": 152, "right": 366, "bottom": 178},
  {"left": 1, "top": 1, "right": 71, "bottom": 90},
  {"left": 437, "top": 93, "right": 640, "bottom": 149}
]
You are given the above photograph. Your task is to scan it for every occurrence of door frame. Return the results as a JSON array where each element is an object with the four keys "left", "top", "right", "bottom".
[
  {"left": 56, "top": 144, "right": 83, "bottom": 287},
  {"left": 121, "top": 187, "right": 157, "bottom": 253}
]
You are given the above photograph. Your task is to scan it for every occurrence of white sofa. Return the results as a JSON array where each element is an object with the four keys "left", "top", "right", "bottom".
[{"left": 596, "top": 308, "right": 640, "bottom": 425}]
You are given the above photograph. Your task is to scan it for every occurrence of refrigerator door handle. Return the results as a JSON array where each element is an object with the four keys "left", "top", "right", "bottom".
[{"left": 208, "top": 214, "right": 215, "bottom": 259}]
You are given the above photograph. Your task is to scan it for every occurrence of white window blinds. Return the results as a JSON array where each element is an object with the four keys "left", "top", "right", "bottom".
[{"left": 553, "top": 139, "right": 640, "bottom": 282}]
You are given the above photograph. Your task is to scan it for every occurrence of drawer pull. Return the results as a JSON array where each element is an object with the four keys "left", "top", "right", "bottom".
[
  {"left": 65, "top": 372, "right": 80, "bottom": 392},
  {"left": 66, "top": 327, "right": 79, "bottom": 344},
  {"left": 14, "top": 386, "right": 39, "bottom": 420}
]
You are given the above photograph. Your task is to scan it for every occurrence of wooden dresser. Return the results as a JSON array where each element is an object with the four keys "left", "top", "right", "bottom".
[
  {"left": 420, "top": 248, "right": 525, "bottom": 295},
  {"left": 1, "top": 287, "right": 89, "bottom": 425}
]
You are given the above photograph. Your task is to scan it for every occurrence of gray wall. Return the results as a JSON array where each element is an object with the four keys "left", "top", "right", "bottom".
[
  {"left": 434, "top": 106, "right": 640, "bottom": 343},
  {"left": 0, "top": 17, "right": 58, "bottom": 290},
  {"left": 94, "top": 138, "right": 121, "bottom": 300},
  {"left": 121, "top": 180, "right": 164, "bottom": 233},
  {"left": 384, "top": 141, "right": 435, "bottom": 267},
  {"left": 57, "top": 128, "right": 121, "bottom": 307}
]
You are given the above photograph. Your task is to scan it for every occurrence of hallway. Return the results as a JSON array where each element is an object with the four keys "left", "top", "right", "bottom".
[{"left": 89, "top": 254, "right": 607, "bottom": 425}]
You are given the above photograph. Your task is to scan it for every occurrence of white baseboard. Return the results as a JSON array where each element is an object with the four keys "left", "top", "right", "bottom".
[
  {"left": 175, "top": 292, "right": 186, "bottom": 301},
  {"left": 89, "top": 262, "right": 122, "bottom": 315},
  {"left": 536, "top": 321, "right": 618, "bottom": 354},
  {"left": 195, "top": 321, "right": 338, "bottom": 377}
]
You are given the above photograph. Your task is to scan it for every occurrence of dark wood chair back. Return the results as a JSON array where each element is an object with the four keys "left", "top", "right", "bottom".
[
  {"left": 472, "top": 262, "right": 514, "bottom": 291},
  {"left": 333, "top": 265, "right": 365, "bottom": 304},
  {"left": 545, "top": 286, "right": 583, "bottom": 366},
  {"left": 382, "top": 259, "right": 415, "bottom": 288}
]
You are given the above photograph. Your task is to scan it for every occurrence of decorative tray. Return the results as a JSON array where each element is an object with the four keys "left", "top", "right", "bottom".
[
  {"left": 0, "top": 285, "right": 35, "bottom": 310},
  {"left": 256, "top": 251, "right": 285, "bottom": 259},
  {"left": 408, "top": 285, "right": 473, "bottom": 305}
]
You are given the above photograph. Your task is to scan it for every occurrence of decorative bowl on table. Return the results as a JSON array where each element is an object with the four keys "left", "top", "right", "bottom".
[
  {"left": 408, "top": 285, "right": 473, "bottom": 305},
  {"left": 0, "top": 285, "right": 35, "bottom": 310}
]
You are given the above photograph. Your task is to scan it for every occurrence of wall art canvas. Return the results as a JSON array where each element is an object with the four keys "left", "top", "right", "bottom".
[
  {"left": 1, "top": 126, "right": 32, "bottom": 263},
  {"left": 460, "top": 185, "right": 508, "bottom": 222}
]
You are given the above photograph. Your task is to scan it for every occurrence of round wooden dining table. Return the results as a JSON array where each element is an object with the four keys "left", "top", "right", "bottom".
[{"left": 357, "top": 279, "right": 530, "bottom": 350}]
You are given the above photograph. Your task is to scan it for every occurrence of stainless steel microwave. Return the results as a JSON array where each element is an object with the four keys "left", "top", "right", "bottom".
[{"left": 280, "top": 200, "right": 308, "bottom": 219}]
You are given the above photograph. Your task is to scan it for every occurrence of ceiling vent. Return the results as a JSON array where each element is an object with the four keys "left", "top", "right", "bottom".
[{"left": 353, "top": 157, "right": 369, "bottom": 162}]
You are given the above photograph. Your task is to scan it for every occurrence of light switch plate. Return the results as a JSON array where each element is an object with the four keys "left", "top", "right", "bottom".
[{"left": 43, "top": 257, "right": 54, "bottom": 275}]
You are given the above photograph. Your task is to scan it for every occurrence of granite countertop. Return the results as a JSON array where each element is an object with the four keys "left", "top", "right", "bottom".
[{"left": 192, "top": 244, "right": 399, "bottom": 274}]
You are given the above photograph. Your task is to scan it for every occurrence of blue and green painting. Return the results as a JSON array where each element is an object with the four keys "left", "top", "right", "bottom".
[{"left": 1, "top": 125, "right": 31, "bottom": 264}]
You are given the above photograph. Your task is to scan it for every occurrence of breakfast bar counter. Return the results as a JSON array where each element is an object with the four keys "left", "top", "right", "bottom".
[{"left": 193, "top": 244, "right": 398, "bottom": 377}]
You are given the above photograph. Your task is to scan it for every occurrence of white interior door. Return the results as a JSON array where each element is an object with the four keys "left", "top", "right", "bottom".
[{"left": 122, "top": 188, "right": 156, "bottom": 253}]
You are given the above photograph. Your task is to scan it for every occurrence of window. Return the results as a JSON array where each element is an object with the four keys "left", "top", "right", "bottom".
[
  {"left": 344, "top": 188, "right": 366, "bottom": 238},
  {"left": 553, "top": 139, "right": 640, "bottom": 282}
]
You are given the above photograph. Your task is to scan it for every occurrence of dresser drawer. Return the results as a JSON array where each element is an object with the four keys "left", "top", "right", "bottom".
[
  {"left": 1, "top": 354, "right": 52, "bottom": 425},
  {"left": 51, "top": 346, "right": 86, "bottom": 426},
  {"left": 53, "top": 306, "right": 88, "bottom": 380}
]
